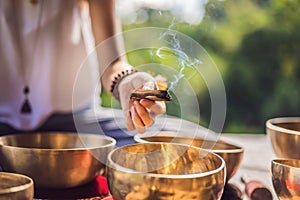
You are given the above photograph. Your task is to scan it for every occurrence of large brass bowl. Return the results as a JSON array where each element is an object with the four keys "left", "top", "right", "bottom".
[
  {"left": 266, "top": 117, "right": 300, "bottom": 159},
  {"left": 0, "top": 132, "right": 116, "bottom": 188},
  {"left": 134, "top": 131, "right": 243, "bottom": 180},
  {"left": 107, "top": 142, "right": 226, "bottom": 200},
  {"left": 0, "top": 172, "right": 34, "bottom": 200},
  {"left": 271, "top": 159, "right": 300, "bottom": 200}
]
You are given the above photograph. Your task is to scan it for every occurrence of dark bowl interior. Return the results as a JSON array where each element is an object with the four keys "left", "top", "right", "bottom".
[{"left": 273, "top": 122, "right": 300, "bottom": 132}]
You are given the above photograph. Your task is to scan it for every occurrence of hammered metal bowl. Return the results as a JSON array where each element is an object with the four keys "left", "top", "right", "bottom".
[
  {"left": 134, "top": 131, "right": 243, "bottom": 180},
  {"left": 0, "top": 172, "right": 34, "bottom": 200},
  {"left": 271, "top": 159, "right": 300, "bottom": 200},
  {"left": 0, "top": 132, "right": 116, "bottom": 188},
  {"left": 107, "top": 142, "right": 226, "bottom": 200},
  {"left": 266, "top": 117, "right": 300, "bottom": 159}
]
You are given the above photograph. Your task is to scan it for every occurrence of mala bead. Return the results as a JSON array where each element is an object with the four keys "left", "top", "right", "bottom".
[{"left": 24, "top": 85, "right": 30, "bottom": 94}]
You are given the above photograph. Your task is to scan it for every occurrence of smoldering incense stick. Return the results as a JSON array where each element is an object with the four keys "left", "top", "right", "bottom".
[{"left": 130, "top": 90, "right": 172, "bottom": 101}]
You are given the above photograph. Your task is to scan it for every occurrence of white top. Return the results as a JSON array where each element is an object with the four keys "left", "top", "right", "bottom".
[{"left": 0, "top": 0, "right": 100, "bottom": 130}]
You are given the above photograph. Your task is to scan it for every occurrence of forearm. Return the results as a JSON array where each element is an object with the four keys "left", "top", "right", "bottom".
[{"left": 88, "top": 0, "right": 133, "bottom": 93}]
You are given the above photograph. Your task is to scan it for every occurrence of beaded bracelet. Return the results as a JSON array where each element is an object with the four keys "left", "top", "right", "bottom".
[{"left": 110, "top": 69, "right": 139, "bottom": 100}]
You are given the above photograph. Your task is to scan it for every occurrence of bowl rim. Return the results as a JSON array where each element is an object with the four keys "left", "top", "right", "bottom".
[
  {"left": 0, "top": 172, "right": 33, "bottom": 195},
  {"left": 107, "top": 142, "right": 226, "bottom": 179},
  {"left": 134, "top": 132, "right": 244, "bottom": 154},
  {"left": 266, "top": 117, "right": 300, "bottom": 135},
  {"left": 0, "top": 132, "right": 116, "bottom": 151},
  {"left": 272, "top": 159, "right": 300, "bottom": 170}
]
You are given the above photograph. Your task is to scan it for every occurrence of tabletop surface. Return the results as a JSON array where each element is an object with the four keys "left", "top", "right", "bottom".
[{"left": 220, "top": 133, "right": 278, "bottom": 200}]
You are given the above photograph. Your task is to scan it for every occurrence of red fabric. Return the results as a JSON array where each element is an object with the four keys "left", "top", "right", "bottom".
[{"left": 35, "top": 176, "right": 114, "bottom": 199}]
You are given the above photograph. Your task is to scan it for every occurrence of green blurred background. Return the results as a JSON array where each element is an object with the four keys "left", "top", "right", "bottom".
[{"left": 102, "top": 0, "right": 300, "bottom": 134}]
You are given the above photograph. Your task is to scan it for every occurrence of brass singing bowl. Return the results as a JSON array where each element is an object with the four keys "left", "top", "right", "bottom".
[
  {"left": 134, "top": 132, "right": 243, "bottom": 180},
  {"left": 266, "top": 117, "right": 300, "bottom": 159},
  {"left": 0, "top": 172, "right": 34, "bottom": 200},
  {"left": 271, "top": 159, "right": 300, "bottom": 200},
  {"left": 0, "top": 132, "right": 116, "bottom": 188},
  {"left": 107, "top": 143, "right": 226, "bottom": 200}
]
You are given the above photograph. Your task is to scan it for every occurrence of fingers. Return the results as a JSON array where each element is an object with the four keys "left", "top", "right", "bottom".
[
  {"left": 129, "top": 101, "right": 151, "bottom": 134},
  {"left": 122, "top": 98, "right": 155, "bottom": 133},
  {"left": 125, "top": 115, "right": 135, "bottom": 131},
  {"left": 130, "top": 104, "right": 145, "bottom": 127},
  {"left": 133, "top": 101, "right": 154, "bottom": 126},
  {"left": 127, "top": 100, "right": 164, "bottom": 133},
  {"left": 124, "top": 100, "right": 166, "bottom": 133},
  {"left": 130, "top": 107, "right": 146, "bottom": 134},
  {"left": 139, "top": 99, "right": 166, "bottom": 116}
]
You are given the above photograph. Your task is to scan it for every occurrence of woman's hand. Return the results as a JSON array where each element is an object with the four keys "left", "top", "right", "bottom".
[{"left": 118, "top": 72, "right": 166, "bottom": 133}]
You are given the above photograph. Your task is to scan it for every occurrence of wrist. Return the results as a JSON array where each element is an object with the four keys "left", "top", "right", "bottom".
[{"left": 110, "top": 69, "right": 139, "bottom": 100}]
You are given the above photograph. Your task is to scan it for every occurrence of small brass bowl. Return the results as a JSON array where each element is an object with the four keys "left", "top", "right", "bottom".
[
  {"left": 271, "top": 159, "right": 300, "bottom": 199},
  {"left": 0, "top": 132, "right": 116, "bottom": 188},
  {"left": 0, "top": 172, "right": 34, "bottom": 200},
  {"left": 134, "top": 131, "right": 243, "bottom": 180},
  {"left": 107, "top": 142, "right": 226, "bottom": 200},
  {"left": 266, "top": 117, "right": 300, "bottom": 159}
]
